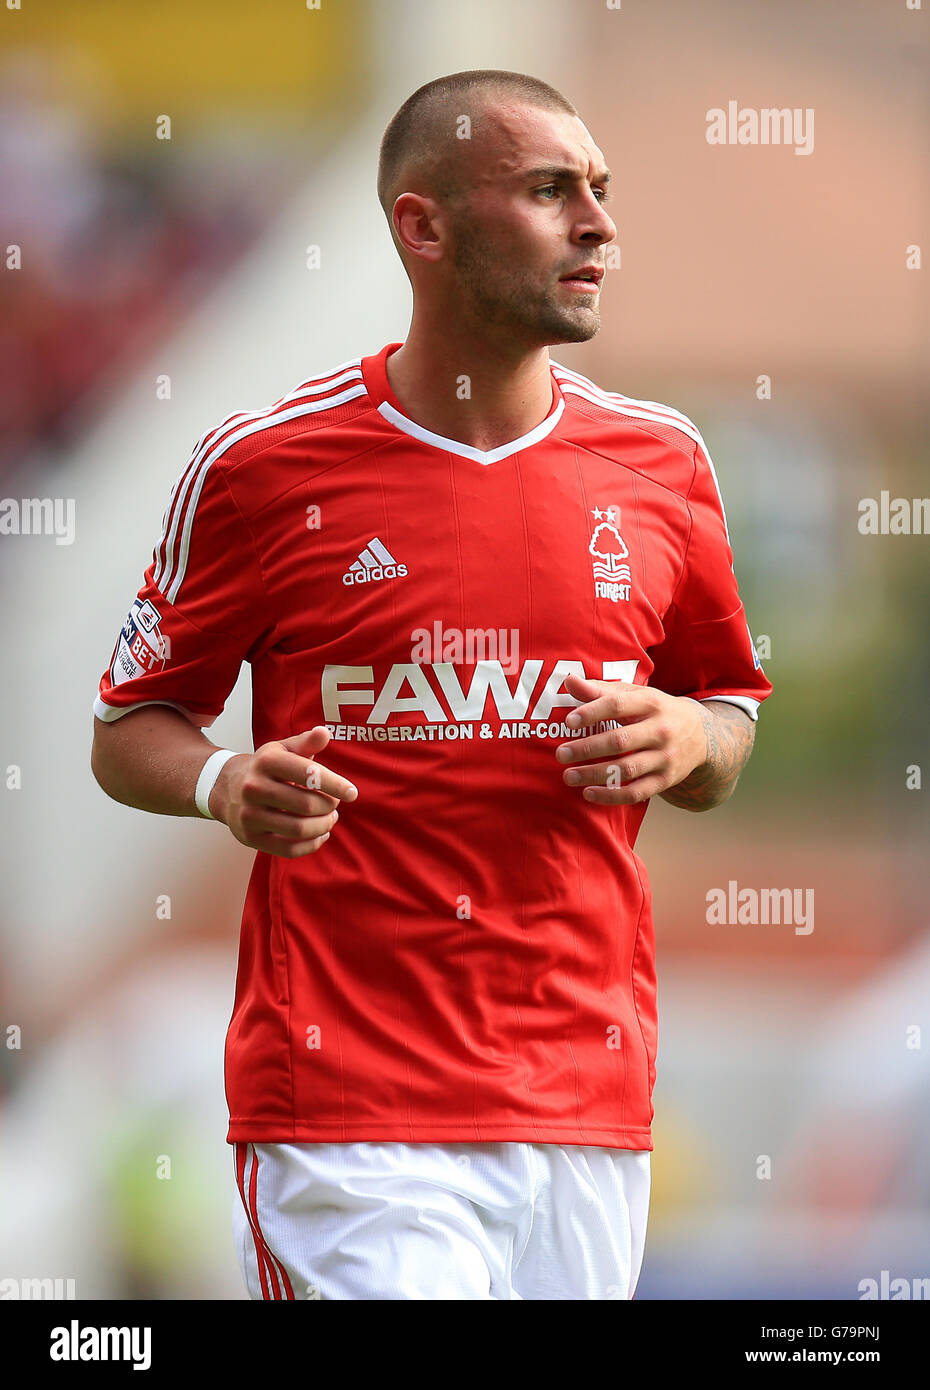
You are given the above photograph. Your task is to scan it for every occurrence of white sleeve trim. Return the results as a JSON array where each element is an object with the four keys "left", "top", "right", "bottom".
[
  {"left": 699, "top": 695, "right": 760, "bottom": 722},
  {"left": 93, "top": 695, "right": 216, "bottom": 728}
]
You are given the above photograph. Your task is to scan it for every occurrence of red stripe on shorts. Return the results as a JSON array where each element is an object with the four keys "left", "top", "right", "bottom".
[
  {"left": 246, "top": 1144, "right": 295, "bottom": 1300},
  {"left": 235, "top": 1141, "right": 274, "bottom": 1299}
]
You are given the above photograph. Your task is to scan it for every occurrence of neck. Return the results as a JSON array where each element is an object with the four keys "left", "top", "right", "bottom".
[{"left": 385, "top": 315, "right": 554, "bottom": 452}]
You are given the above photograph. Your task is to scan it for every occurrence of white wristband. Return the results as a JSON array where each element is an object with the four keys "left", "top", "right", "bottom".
[{"left": 195, "top": 748, "right": 239, "bottom": 820}]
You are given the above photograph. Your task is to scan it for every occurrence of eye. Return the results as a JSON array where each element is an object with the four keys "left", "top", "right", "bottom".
[
  {"left": 593, "top": 187, "right": 610, "bottom": 204},
  {"left": 536, "top": 184, "right": 560, "bottom": 199}
]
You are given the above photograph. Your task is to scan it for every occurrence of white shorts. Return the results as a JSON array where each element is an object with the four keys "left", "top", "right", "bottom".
[{"left": 232, "top": 1140, "right": 650, "bottom": 1301}]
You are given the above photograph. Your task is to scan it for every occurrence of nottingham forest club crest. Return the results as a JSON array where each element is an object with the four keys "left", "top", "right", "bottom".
[{"left": 589, "top": 506, "right": 631, "bottom": 603}]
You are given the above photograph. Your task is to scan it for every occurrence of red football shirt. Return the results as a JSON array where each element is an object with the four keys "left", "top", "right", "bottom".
[{"left": 94, "top": 342, "right": 772, "bottom": 1148}]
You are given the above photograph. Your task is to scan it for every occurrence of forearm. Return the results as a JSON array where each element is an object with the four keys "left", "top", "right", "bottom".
[
  {"left": 91, "top": 706, "right": 243, "bottom": 819},
  {"left": 659, "top": 699, "right": 755, "bottom": 812}
]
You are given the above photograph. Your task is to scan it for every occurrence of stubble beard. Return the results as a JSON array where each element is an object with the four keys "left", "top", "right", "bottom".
[{"left": 450, "top": 216, "right": 601, "bottom": 348}]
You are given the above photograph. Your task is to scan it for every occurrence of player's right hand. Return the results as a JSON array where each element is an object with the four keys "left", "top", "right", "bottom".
[{"left": 210, "top": 726, "right": 358, "bottom": 858}]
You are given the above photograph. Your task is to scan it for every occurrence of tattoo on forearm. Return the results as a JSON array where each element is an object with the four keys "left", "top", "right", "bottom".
[{"left": 661, "top": 700, "right": 756, "bottom": 811}]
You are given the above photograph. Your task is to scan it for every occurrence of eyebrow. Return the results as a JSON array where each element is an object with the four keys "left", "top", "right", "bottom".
[{"left": 521, "top": 165, "right": 612, "bottom": 186}]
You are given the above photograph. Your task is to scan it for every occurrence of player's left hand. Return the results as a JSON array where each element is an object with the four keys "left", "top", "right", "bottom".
[{"left": 555, "top": 674, "right": 707, "bottom": 806}]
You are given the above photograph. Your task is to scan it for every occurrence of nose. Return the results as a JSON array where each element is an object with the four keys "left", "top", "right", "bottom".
[{"left": 577, "top": 191, "right": 616, "bottom": 248}]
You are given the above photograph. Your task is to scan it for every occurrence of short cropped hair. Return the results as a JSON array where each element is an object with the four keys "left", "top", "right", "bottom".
[{"left": 377, "top": 69, "right": 578, "bottom": 222}]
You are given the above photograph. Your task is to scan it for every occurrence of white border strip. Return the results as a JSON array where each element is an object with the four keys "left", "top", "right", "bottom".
[
  {"left": 376, "top": 397, "right": 565, "bottom": 466},
  {"left": 93, "top": 695, "right": 214, "bottom": 727}
]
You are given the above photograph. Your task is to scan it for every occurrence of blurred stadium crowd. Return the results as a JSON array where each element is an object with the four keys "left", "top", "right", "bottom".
[{"left": 0, "top": 49, "right": 299, "bottom": 482}]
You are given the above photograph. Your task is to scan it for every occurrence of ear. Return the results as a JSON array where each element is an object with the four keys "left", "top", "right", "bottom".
[{"left": 392, "top": 192, "right": 444, "bottom": 264}]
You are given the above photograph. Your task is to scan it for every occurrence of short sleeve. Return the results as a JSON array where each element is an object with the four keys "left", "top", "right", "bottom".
[
  {"left": 647, "top": 437, "right": 772, "bottom": 721},
  {"left": 94, "top": 451, "right": 272, "bottom": 728}
]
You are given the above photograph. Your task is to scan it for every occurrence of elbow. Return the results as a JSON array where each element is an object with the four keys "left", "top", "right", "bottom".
[
  {"left": 659, "top": 773, "right": 741, "bottom": 813},
  {"left": 702, "top": 774, "right": 742, "bottom": 810},
  {"left": 696, "top": 780, "right": 739, "bottom": 812},
  {"left": 90, "top": 736, "right": 108, "bottom": 795},
  {"left": 90, "top": 721, "right": 116, "bottom": 798}
]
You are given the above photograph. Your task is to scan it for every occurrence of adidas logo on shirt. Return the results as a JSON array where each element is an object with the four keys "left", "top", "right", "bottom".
[{"left": 342, "top": 537, "right": 408, "bottom": 587}]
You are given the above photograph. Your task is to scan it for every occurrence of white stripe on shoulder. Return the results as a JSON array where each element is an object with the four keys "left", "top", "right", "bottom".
[
  {"left": 164, "top": 381, "right": 367, "bottom": 605},
  {"left": 553, "top": 363, "right": 703, "bottom": 439},
  {"left": 552, "top": 363, "right": 731, "bottom": 539},
  {"left": 155, "top": 360, "right": 366, "bottom": 602},
  {"left": 154, "top": 360, "right": 364, "bottom": 592}
]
